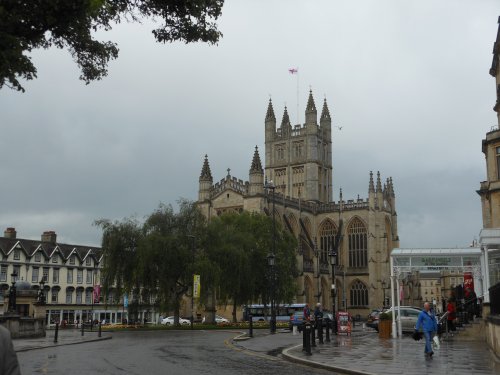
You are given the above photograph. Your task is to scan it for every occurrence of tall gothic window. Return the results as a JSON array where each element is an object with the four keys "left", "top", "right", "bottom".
[
  {"left": 348, "top": 218, "right": 367, "bottom": 268},
  {"left": 275, "top": 144, "right": 285, "bottom": 160},
  {"left": 319, "top": 221, "right": 337, "bottom": 263},
  {"left": 496, "top": 146, "right": 500, "bottom": 180},
  {"left": 350, "top": 280, "right": 368, "bottom": 307}
]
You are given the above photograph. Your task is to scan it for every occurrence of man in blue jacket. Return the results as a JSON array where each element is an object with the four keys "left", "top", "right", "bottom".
[{"left": 415, "top": 302, "right": 438, "bottom": 358}]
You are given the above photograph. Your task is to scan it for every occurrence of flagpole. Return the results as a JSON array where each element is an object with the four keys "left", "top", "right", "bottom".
[{"left": 296, "top": 69, "right": 299, "bottom": 125}]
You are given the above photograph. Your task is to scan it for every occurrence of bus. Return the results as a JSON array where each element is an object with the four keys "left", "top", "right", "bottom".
[{"left": 243, "top": 303, "right": 306, "bottom": 322}]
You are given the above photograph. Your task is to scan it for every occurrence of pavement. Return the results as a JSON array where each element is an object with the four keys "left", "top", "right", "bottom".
[
  {"left": 234, "top": 324, "right": 500, "bottom": 375},
  {"left": 13, "top": 327, "right": 111, "bottom": 352}
]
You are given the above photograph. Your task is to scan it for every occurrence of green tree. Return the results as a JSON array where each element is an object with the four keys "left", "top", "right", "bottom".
[
  {"left": 204, "top": 212, "right": 298, "bottom": 322},
  {"left": 0, "top": 0, "right": 224, "bottom": 92}
]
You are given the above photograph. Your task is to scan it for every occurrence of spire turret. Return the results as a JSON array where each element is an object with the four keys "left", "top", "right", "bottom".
[
  {"left": 281, "top": 106, "right": 291, "bottom": 127},
  {"left": 369, "top": 171, "right": 375, "bottom": 193},
  {"left": 376, "top": 171, "right": 382, "bottom": 193},
  {"left": 320, "top": 98, "right": 331, "bottom": 121},
  {"left": 250, "top": 146, "right": 263, "bottom": 173},
  {"left": 200, "top": 155, "right": 212, "bottom": 181},
  {"left": 265, "top": 99, "right": 276, "bottom": 121},
  {"left": 305, "top": 90, "right": 317, "bottom": 125}
]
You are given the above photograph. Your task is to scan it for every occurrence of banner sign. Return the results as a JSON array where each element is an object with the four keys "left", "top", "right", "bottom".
[
  {"left": 124, "top": 294, "right": 128, "bottom": 308},
  {"left": 463, "top": 272, "right": 475, "bottom": 298},
  {"left": 93, "top": 285, "right": 101, "bottom": 303},
  {"left": 193, "top": 274, "right": 201, "bottom": 298}
]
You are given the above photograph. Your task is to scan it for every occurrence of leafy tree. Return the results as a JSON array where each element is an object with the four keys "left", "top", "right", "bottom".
[
  {"left": 0, "top": 0, "right": 224, "bottom": 92},
  {"left": 204, "top": 212, "right": 298, "bottom": 322}
]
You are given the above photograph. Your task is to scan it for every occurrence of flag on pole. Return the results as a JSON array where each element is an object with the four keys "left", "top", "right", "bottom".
[
  {"left": 399, "top": 284, "right": 404, "bottom": 303},
  {"left": 193, "top": 274, "right": 201, "bottom": 298},
  {"left": 288, "top": 67, "right": 298, "bottom": 74},
  {"left": 93, "top": 284, "right": 101, "bottom": 303}
]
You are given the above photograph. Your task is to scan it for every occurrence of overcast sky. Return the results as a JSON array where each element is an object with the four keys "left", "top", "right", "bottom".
[{"left": 0, "top": 1, "right": 499, "bottom": 248}]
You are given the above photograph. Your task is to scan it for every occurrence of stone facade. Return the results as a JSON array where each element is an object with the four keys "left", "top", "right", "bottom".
[{"left": 198, "top": 91, "right": 400, "bottom": 317}]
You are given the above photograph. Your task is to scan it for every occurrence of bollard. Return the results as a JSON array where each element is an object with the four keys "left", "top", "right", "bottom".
[
  {"left": 81, "top": 321, "right": 84, "bottom": 336},
  {"left": 249, "top": 315, "right": 253, "bottom": 338},
  {"left": 318, "top": 317, "right": 323, "bottom": 344},
  {"left": 325, "top": 318, "right": 331, "bottom": 342},
  {"left": 333, "top": 317, "right": 338, "bottom": 335},
  {"left": 302, "top": 322, "right": 307, "bottom": 350},
  {"left": 304, "top": 322, "right": 312, "bottom": 355},
  {"left": 54, "top": 322, "right": 59, "bottom": 343},
  {"left": 91, "top": 320, "right": 93, "bottom": 332},
  {"left": 311, "top": 319, "right": 316, "bottom": 347},
  {"left": 98, "top": 322, "right": 102, "bottom": 337}
]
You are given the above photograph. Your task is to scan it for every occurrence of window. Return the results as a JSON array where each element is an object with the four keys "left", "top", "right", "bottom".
[
  {"left": 52, "top": 255, "right": 58, "bottom": 263},
  {"left": 69, "top": 255, "right": 75, "bottom": 265},
  {"left": 0, "top": 265, "right": 7, "bottom": 282},
  {"left": 66, "top": 290, "right": 73, "bottom": 304},
  {"left": 12, "top": 265, "right": 20, "bottom": 281},
  {"left": 496, "top": 146, "right": 500, "bottom": 180},
  {"left": 43, "top": 267, "right": 49, "bottom": 282},
  {"left": 85, "top": 289, "right": 92, "bottom": 304},
  {"left": 76, "top": 290, "right": 83, "bottom": 304},
  {"left": 86, "top": 257, "right": 91, "bottom": 266},
  {"left": 77, "top": 269, "right": 83, "bottom": 284},
  {"left": 350, "top": 280, "right": 368, "bottom": 307},
  {"left": 67, "top": 269, "right": 73, "bottom": 284},
  {"left": 86, "top": 270, "right": 93, "bottom": 284},
  {"left": 293, "top": 141, "right": 303, "bottom": 158},
  {"left": 34, "top": 252, "right": 41, "bottom": 262},
  {"left": 275, "top": 144, "right": 285, "bottom": 160},
  {"left": 53, "top": 268, "right": 59, "bottom": 284},
  {"left": 32, "top": 267, "right": 39, "bottom": 283},
  {"left": 319, "top": 220, "right": 337, "bottom": 263},
  {"left": 348, "top": 218, "right": 368, "bottom": 268},
  {"left": 51, "top": 289, "right": 58, "bottom": 303},
  {"left": 13, "top": 249, "right": 20, "bottom": 260}
]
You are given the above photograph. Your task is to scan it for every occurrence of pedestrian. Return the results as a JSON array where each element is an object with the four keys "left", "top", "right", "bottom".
[
  {"left": 415, "top": 302, "right": 438, "bottom": 358},
  {"left": 314, "top": 303, "right": 323, "bottom": 320},
  {"left": 303, "top": 303, "right": 311, "bottom": 321},
  {"left": 447, "top": 299, "right": 456, "bottom": 335},
  {"left": 0, "top": 325, "right": 21, "bottom": 375}
]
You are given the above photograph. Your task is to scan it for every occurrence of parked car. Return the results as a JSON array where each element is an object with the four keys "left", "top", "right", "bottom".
[
  {"left": 161, "top": 316, "right": 190, "bottom": 325},
  {"left": 367, "top": 309, "right": 382, "bottom": 329},
  {"left": 372, "top": 306, "right": 422, "bottom": 333},
  {"left": 201, "top": 315, "right": 230, "bottom": 324},
  {"left": 289, "top": 311, "right": 306, "bottom": 332}
]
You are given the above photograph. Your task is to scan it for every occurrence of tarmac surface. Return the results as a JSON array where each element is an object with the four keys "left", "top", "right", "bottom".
[{"left": 11, "top": 324, "right": 500, "bottom": 375}]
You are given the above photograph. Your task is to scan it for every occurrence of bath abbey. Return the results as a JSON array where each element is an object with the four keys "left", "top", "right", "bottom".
[{"left": 197, "top": 91, "right": 399, "bottom": 317}]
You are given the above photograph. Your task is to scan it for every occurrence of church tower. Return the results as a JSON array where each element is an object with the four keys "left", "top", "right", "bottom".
[{"left": 264, "top": 90, "right": 333, "bottom": 202}]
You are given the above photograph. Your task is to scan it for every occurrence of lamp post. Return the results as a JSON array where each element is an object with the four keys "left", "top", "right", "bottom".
[
  {"left": 267, "top": 252, "right": 276, "bottom": 334},
  {"left": 328, "top": 249, "right": 337, "bottom": 334},
  {"left": 38, "top": 279, "right": 46, "bottom": 305},
  {"left": 381, "top": 280, "right": 387, "bottom": 308},
  {"left": 265, "top": 178, "right": 277, "bottom": 334},
  {"left": 8, "top": 271, "right": 18, "bottom": 313},
  {"left": 187, "top": 235, "right": 196, "bottom": 330}
]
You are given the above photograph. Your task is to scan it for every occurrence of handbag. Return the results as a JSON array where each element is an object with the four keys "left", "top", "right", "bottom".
[
  {"left": 412, "top": 331, "right": 422, "bottom": 341},
  {"left": 433, "top": 335, "right": 440, "bottom": 349}
]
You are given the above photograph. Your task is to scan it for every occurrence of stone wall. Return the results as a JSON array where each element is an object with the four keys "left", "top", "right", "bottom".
[
  {"left": 485, "top": 315, "right": 500, "bottom": 359},
  {"left": 0, "top": 316, "right": 46, "bottom": 338}
]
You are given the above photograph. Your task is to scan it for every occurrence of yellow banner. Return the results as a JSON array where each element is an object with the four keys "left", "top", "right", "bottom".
[{"left": 193, "top": 274, "right": 201, "bottom": 298}]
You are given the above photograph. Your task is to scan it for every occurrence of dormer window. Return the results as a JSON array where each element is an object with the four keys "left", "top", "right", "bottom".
[
  {"left": 13, "top": 249, "right": 20, "bottom": 260},
  {"left": 69, "top": 255, "right": 75, "bottom": 265},
  {"left": 35, "top": 252, "right": 41, "bottom": 262},
  {"left": 86, "top": 257, "right": 91, "bottom": 266},
  {"left": 52, "top": 256, "right": 58, "bottom": 263}
]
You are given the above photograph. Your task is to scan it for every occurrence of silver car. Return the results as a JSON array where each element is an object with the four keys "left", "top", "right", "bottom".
[{"left": 383, "top": 306, "right": 422, "bottom": 332}]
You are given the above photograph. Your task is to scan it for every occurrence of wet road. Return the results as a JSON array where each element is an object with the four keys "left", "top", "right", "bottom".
[{"left": 17, "top": 330, "right": 332, "bottom": 375}]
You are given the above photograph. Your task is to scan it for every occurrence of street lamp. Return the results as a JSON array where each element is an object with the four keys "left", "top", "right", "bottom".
[
  {"left": 267, "top": 252, "right": 276, "bottom": 334},
  {"left": 381, "top": 280, "right": 388, "bottom": 308},
  {"left": 8, "top": 271, "right": 18, "bottom": 313},
  {"left": 38, "top": 279, "right": 46, "bottom": 305},
  {"left": 187, "top": 235, "right": 196, "bottom": 330},
  {"left": 328, "top": 249, "right": 337, "bottom": 334},
  {"left": 265, "top": 178, "right": 277, "bottom": 334}
]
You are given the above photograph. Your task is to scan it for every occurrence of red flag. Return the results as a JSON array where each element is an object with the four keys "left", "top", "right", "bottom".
[{"left": 288, "top": 68, "right": 298, "bottom": 74}]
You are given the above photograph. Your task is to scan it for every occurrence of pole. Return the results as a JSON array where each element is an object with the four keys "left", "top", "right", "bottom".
[
  {"left": 271, "top": 187, "right": 276, "bottom": 334},
  {"left": 190, "top": 235, "right": 195, "bottom": 330},
  {"left": 249, "top": 314, "right": 253, "bottom": 338},
  {"left": 304, "top": 322, "right": 311, "bottom": 355},
  {"left": 54, "top": 322, "right": 59, "bottom": 343},
  {"left": 390, "top": 256, "right": 397, "bottom": 338}
]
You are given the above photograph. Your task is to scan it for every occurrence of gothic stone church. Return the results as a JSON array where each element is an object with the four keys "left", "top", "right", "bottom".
[{"left": 197, "top": 91, "right": 399, "bottom": 317}]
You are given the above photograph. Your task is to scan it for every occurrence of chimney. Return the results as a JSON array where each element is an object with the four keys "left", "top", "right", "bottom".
[
  {"left": 4, "top": 227, "right": 17, "bottom": 239},
  {"left": 41, "top": 231, "right": 57, "bottom": 244}
]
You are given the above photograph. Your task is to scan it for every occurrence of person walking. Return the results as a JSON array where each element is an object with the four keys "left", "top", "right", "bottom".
[
  {"left": 415, "top": 302, "right": 438, "bottom": 358},
  {"left": 447, "top": 299, "right": 456, "bottom": 335},
  {"left": 0, "top": 325, "right": 21, "bottom": 375},
  {"left": 314, "top": 303, "right": 323, "bottom": 320},
  {"left": 303, "top": 303, "right": 311, "bottom": 321}
]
